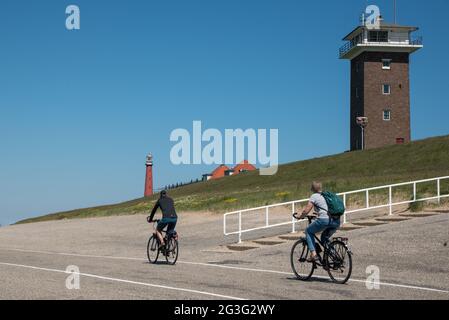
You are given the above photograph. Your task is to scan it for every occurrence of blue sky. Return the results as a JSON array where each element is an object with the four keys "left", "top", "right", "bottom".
[{"left": 0, "top": 0, "right": 448, "bottom": 225}]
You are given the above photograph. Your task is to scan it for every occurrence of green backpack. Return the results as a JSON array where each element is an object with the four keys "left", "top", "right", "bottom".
[{"left": 321, "top": 191, "right": 346, "bottom": 217}]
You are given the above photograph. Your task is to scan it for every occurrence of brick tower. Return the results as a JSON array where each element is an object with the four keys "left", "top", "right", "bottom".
[
  {"left": 144, "top": 154, "right": 153, "bottom": 197},
  {"left": 340, "top": 15, "right": 422, "bottom": 151}
]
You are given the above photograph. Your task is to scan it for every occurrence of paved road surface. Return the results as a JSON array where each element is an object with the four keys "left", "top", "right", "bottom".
[{"left": 0, "top": 211, "right": 448, "bottom": 300}]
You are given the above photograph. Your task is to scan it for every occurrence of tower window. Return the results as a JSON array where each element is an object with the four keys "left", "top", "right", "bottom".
[
  {"left": 382, "top": 59, "right": 392, "bottom": 70},
  {"left": 382, "top": 84, "right": 391, "bottom": 95},
  {"left": 356, "top": 87, "right": 359, "bottom": 98},
  {"left": 368, "top": 31, "right": 388, "bottom": 42},
  {"left": 383, "top": 110, "right": 391, "bottom": 121}
]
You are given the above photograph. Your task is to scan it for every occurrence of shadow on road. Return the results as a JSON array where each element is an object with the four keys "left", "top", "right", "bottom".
[{"left": 286, "top": 276, "right": 346, "bottom": 285}]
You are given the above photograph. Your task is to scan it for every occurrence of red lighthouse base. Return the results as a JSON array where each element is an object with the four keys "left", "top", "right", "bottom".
[{"left": 144, "top": 165, "right": 153, "bottom": 197}]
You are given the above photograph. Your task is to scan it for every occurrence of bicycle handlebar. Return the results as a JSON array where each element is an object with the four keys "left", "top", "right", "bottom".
[
  {"left": 293, "top": 213, "right": 315, "bottom": 224},
  {"left": 147, "top": 216, "right": 160, "bottom": 224}
]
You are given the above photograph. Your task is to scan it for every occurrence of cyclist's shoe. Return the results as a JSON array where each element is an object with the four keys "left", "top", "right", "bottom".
[{"left": 306, "top": 255, "right": 320, "bottom": 263}]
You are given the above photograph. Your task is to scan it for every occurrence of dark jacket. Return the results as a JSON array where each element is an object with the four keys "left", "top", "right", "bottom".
[{"left": 149, "top": 195, "right": 177, "bottom": 221}]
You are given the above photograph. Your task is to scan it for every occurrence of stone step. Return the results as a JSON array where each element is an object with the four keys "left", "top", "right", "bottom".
[
  {"left": 278, "top": 233, "right": 305, "bottom": 241},
  {"left": 425, "top": 209, "right": 449, "bottom": 214},
  {"left": 226, "top": 244, "right": 260, "bottom": 252},
  {"left": 399, "top": 212, "right": 439, "bottom": 218},
  {"left": 340, "top": 223, "right": 365, "bottom": 231},
  {"left": 252, "top": 240, "right": 286, "bottom": 246},
  {"left": 375, "top": 216, "right": 411, "bottom": 222},
  {"left": 352, "top": 219, "right": 389, "bottom": 227}
]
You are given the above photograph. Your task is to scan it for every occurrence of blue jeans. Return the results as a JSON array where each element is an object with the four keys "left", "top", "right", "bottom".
[{"left": 305, "top": 217, "right": 340, "bottom": 253}]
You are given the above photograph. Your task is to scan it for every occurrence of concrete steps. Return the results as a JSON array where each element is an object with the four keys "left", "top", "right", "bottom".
[
  {"left": 252, "top": 239, "right": 285, "bottom": 246},
  {"left": 375, "top": 216, "right": 411, "bottom": 222},
  {"left": 278, "top": 232, "right": 304, "bottom": 241},
  {"left": 352, "top": 219, "right": 389, "bottom": 227},
  {"left": 399, "top": 212, "right": 439, "bottom": 218},
  {"left": 340, "top": 223, "right": 366, "bottom": 231},
  {"left": 226, "top": 244, "right": 261, "bottom": 251},
  {"left": 215, "top": 211, "right": 445, "bottom": 253}
]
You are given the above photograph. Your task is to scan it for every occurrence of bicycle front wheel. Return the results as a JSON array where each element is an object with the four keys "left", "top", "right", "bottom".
[
  {"left": 290, "top": 239, "right": 314, "bottom": 281},
  {"left": 165, "top": 237, "right": 179, "bottom": 265},
  {"left": 324, "top": 240, "right": 352, "bottom": 284},
  {"left": 147, "top": 235, "right": 160, "bottom": 264}
]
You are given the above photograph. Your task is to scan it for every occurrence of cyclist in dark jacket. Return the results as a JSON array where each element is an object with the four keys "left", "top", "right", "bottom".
[{"left": 148, "top": 190, "right": 178, "bottom": 247}]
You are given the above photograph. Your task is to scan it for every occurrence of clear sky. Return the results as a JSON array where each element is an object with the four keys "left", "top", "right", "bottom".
[{"left": 1, "top": 0, "right": 448, "bottom": 225}]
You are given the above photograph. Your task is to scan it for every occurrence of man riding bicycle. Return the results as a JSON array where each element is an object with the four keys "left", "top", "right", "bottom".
[
  {"left": 298, "top": 181, "right": 341, "bottom": 263},
  {"left": 148, "top": 190, "right": 178, "bottom": 248}
]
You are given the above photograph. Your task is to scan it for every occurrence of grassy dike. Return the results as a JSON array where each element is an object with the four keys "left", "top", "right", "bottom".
[{"left": 16, "top": 135, "right": 449, "bottom": 224}]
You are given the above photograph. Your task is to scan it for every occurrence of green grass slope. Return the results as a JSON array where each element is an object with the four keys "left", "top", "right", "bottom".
[{"left": 17, "top": 135, "right": 449, "bottom": 224}]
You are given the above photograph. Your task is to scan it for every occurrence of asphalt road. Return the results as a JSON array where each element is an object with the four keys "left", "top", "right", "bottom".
[{"left": 0, "top": 211, "right": 448, "bottom": 300}]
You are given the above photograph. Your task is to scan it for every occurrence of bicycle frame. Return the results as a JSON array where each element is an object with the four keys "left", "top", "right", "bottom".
[
  {"left": 290, "top": 214, "right": 353, "bottom": 284},
  {"left": 151, "top": 221, "right": 169, "bottom": 242},
  {"left": 297, "top": 214, "right": 350, "bottom": 259}
]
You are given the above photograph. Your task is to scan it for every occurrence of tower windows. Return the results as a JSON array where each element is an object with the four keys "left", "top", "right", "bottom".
[
  {"left": 368, "top": 31, "right": 389, "bottom": 42},
  {"left": 382, "top": 84, "right": 391, "bottom": 95},
  {"left": 382, "top": 59, "right": 392, "bottom": 70},
  {"left": 383, "top": 109, "right": 391, "bottom": 121}
]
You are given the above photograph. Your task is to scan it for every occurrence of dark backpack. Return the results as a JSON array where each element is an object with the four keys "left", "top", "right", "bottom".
[{"left": 320, "top": 191, "right": 346, "bottom": 217}]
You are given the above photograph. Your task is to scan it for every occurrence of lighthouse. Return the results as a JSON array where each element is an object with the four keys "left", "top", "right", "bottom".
[
  {"left": 340, "top": 10, "right": 423, "bottom": 150},
  {"left": 144, "top": 153, "right": 154, "bottom": 197}
]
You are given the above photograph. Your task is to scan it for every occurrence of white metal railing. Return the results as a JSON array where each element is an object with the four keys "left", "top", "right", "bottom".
[
  {"left": 224, "top": 176, "right": 449, "bottom": 243},
  {"left": 339, "top": 35, "right": 423, "bottom": 58}
]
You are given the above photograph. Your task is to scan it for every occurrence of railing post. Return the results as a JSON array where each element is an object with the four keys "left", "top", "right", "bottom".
[
  {"left": 366, "top": 190, "right": 370, "bottom": 209},
  {"left": 437, "top": 179, "right": 441, "bottom": 205},
  {"left": 343, "top": 194, "right": 347, "bottom": 224},
  {"left": 238, "top": 211, "right": 242, "bottom": 244},
  {"left": 291, "top": 202, "right": 296, "bottom": 233},
  {"left": 223, "top": 215, "right": 226, "bottom": 236},
  {"left": 413, "top": 182, "right": 417, "bottom": 201},
  {"left": 265, "top": 207, "right": 269, "bottom": 227},
  {"left": 389, "top": 186, "right": 393, "bottom": 216}
]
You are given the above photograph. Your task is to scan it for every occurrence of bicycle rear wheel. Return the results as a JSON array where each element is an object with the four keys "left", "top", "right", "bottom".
[
  {"left": 290, "top": 239, "right": 314, "bottom": 281},
  {"left": 324, "top": 240, "right": 352, "bottom": 284},
  {"left": 147, "top": 235, "right": 160, "bottom": 264},
  {"left": 165, "top": 237, "right": 179, "bottom": 265}
]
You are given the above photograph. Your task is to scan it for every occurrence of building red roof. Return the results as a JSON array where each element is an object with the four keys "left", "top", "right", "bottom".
[
  {"left": 210, "top": 164, "right": 230, "bottom": 180},
  {"left": 232, "top": 160, "right": 256, "bottom": 175},
  {"left": 206, "top": 161, "right": 256, "bottom": 181}
]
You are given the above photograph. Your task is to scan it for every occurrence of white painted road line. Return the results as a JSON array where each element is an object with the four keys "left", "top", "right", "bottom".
[
  {"left": 1, "top": 247, "right": 448, "bottom": 295},
  {"left": 0, "top": 261, "right": 246, "bottom": 300}
]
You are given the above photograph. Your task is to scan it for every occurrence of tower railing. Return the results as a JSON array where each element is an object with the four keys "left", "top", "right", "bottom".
[
  {"left": 223, "top": 176, "right": 449, "bottom": 243},
  {"left": 339, "top": 35, "right": 423, "bottom": 58}
]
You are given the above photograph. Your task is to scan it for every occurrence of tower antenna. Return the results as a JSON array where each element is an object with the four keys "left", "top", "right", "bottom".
[{"left": 394, "top": 0, "right": 397, "bottom": 24}]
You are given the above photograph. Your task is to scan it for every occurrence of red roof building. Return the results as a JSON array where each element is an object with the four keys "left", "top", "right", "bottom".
[
  {"left": 203, "top": 161, "right": 256, "bottom": 181},
  {"left": 210, "top": 164, "right": 230, "bottom": 180},
  {"left": 232, "top": 160, "right": 256, "bottom": 175}
]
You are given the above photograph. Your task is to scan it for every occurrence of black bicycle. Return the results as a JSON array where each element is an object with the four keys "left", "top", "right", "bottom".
[
  {"left": 146, "top": 217, "right": 179, "bottom": 265},
  {"left": 290, "top": 214, "right": 352, "bottom": 284}
]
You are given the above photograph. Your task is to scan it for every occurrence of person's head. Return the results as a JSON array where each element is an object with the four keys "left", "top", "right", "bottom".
[
  {"left": 160, "top": 190, "right": 167, "bottom": 198},
  {"left": 311, "top": 181, "right": 322, "bottom": 193}
]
